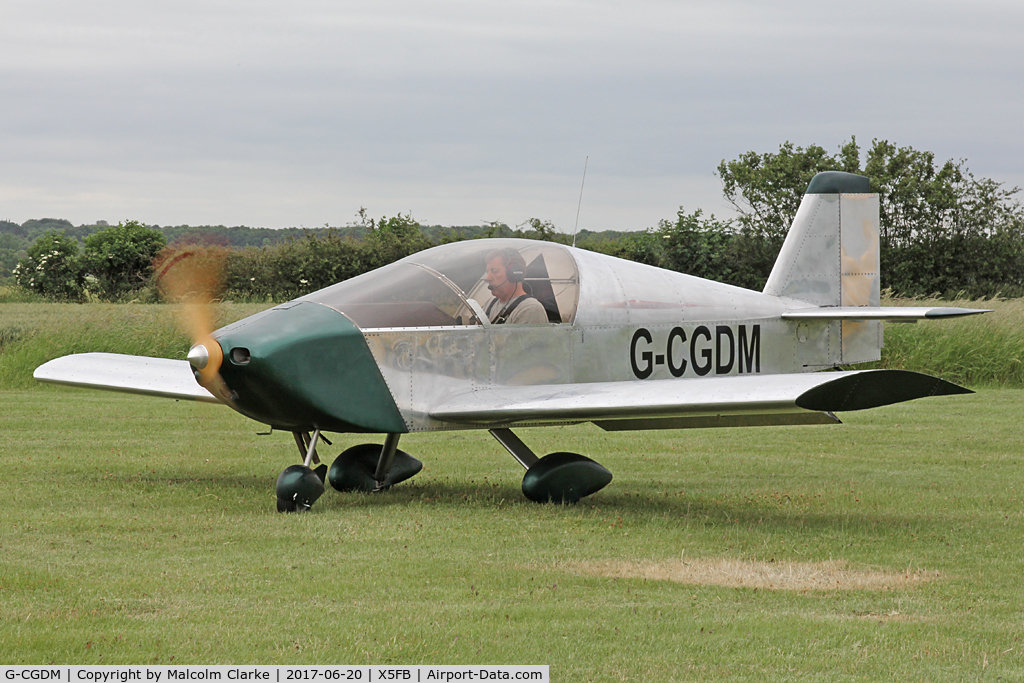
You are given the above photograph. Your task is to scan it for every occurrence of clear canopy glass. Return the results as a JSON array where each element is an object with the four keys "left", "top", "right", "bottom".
[{"left": 300, "top": 239, "right": 580, "bottom": 329}]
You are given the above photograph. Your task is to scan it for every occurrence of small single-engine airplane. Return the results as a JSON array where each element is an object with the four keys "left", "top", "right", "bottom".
[{"left": 35, "top": 171, "right": 989, "bottom": 511}]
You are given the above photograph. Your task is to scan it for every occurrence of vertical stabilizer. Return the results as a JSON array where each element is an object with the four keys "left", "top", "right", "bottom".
[{"left": 764, "top": 171, "right": 881, "bottom": 364}]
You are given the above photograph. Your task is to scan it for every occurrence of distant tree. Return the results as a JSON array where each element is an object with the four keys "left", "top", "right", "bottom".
[
  {"left": 158, "top": 223, "right": 318, "bottom": 248},
  {"left": 361, "top": 213, "right": 431, "bottom": 269},
  {"left": 596, "top": 208, "right": 749, "bottom": 286},
  {"left": 717, "top": 138, "right": 1024, "bottom": 296},
  {"left": 83, "top": 220, "right": 167, "bottom": 300},
  {"left": 470, "top": 217, "right": 570, "bottom": 244},
  {"left": 225, "top": 230, "right": 366, "bottom": 301},
  {"left": 167, "top": 230, "right": 231, "bottom": 248},
  {"left": 574, "top": 228, "right": 644, "bottom": 257},
  {"left": 13, "top": 231, "right": 86, "bottom": 300},
  {"left": 0, "top": 233, "right": 23, "bottom": 277},
  {"left": 515, "top": 218, "right": 569, "bottom": 243},
  {"left": 481, "top": 221, "right": 514, "bottom": 239},
  {"left": 657, "top": 208, "right": 742, "bottom": 284},
  {"left": 0, "top": 220, "right": 27, "bottom": 237},
  {"left": 718, "top": 139, "right": 861, "bottom": 243},
  {"left": 421, "top": 224, "right": 490, "bottom": 243},
  {"left": 298, "top": 230, "right": 364, "bottom": 291},
  {"left": 614, "top": 229, "right": 664, "bottom": 267},
  {"left": 21, "top": 218, "right": 75, "bottom": 236},
  {"left": 863, "top": 141, "right": 1024, "bottom": 296},
  {"left": 225, "top": 244, "right": 289, "bottom": 301}
]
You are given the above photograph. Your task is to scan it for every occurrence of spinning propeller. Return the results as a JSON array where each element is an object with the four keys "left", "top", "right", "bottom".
[{"left": 154, "top": 247, "right": 231, "bottom": 401}]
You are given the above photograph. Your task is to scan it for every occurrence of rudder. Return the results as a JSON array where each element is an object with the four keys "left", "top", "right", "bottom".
[{"left": 764, "top": 171, "right": 882, "bottom": 364}]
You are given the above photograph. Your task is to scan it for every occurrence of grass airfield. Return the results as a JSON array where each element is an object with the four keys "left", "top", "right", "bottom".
[{"left": 2, "top": 385, "right": 1023, "bottom": 679}]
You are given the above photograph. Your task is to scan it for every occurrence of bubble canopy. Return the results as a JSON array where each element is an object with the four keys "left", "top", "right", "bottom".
[{"left": 298, "top": 239, "right": 580, "bottom": 329}]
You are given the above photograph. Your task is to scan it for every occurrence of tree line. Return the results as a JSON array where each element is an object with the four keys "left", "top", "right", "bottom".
[
  {"left": 7, "top": 137, "right": 1024, "bottom": 302},
  {"left": 605, "top": 138, "right": 1024, "bottom": 297}
]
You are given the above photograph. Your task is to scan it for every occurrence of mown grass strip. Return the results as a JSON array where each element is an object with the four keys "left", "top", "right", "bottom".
[{"left": 1, "top": 388, "right": 1022, "bottom": 678}]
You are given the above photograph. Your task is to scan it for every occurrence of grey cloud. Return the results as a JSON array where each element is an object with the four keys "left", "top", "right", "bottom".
[{"left": 1, "top": 0, "right": 1022, "bottom": 229}]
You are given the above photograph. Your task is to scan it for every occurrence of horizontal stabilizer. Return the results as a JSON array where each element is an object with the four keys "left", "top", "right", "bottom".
[
  {"left": 430, "top": 369, "right": 969, "bottom": 430},
  {"left": 34, "top": 353, "right": 219, "bottom": 403},
  {"left": 782, "top": 306, "right": 990, "bottom": 321}
]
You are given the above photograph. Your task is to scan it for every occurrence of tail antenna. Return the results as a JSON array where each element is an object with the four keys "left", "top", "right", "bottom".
[{"left": 572, "top": 156, "right": 588, "bottom": 248}]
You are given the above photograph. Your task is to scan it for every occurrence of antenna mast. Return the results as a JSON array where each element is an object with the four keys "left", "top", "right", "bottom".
[{"left": 572, "top": 156, "right": 588, "bottom": 248}]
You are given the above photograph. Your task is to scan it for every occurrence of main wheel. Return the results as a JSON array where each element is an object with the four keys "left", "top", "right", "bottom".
[
  {"left": 521, "top": 452, "right": 612, "bottom": 503},
  {"left": 328, "top": 444, "right": 423, "bottom": 492}
]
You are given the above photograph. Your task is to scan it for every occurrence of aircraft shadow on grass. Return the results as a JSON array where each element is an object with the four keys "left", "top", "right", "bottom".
[{"left": 109, "top": 464, "right": 952, "bottom": 535}]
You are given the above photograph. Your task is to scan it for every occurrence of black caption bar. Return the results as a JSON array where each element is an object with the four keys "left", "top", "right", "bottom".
[{"left": 1, "top": 667, "right": 549, "bottom": 683}]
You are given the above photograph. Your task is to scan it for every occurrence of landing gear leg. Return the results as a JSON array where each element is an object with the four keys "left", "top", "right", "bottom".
[
  {"left": 275, "top": 428, "right": 327, "bottom": 513},
  {"left": 489, "top": 428, "right": 539, "bottom": 469},
  {"left": 292, "top": 431, "right": 329, "bottom": 482},
  {"left": 489, "top": 428, "right": 612, "bottom": 504},
  {"left": 373, "top": 433, "right": 402, "bottom": 491},
  {"left": 328, "top": 434, "right": 422, "bottom": 492}
]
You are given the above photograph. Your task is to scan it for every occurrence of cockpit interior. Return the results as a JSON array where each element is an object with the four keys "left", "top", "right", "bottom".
[{"left": 300, "top": 240, "right": 580, "bottom": 329}]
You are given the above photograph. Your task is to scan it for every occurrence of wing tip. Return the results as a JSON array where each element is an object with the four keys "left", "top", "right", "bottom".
[
  {"left": 796, "top": 369, "right": 971, "bottom": 412},
  {"left": 924, "top": 307, "right": 993, "bottom": 318}
]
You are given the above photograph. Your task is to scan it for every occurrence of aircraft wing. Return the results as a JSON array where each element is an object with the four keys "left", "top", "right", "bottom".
[
  {"left": 781, "top": 306, "right": 990, "bottom": 321},
  {"left": 430, "top": 369, "right": 970, "bottom": 431},
  {"left": 34, "top": 352, "right": 219, "bottom": 403}
]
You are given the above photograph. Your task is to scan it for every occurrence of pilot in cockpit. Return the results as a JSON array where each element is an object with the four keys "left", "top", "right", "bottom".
[{"left": 481, "top": 248, "right": 549, "bottom": 324}]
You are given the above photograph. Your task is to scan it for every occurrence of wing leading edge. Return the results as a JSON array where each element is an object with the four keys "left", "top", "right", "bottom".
[
  {"left": 430, "top": 369, "right": 970, "bottom": 431},
  {"left": 34, "top": 353, "right": 219, "bottom": 403}
]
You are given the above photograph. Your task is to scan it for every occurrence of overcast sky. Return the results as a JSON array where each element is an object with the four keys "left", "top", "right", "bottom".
[{"left": 1, "top": 0, "right": 1022, "bottom": 232}]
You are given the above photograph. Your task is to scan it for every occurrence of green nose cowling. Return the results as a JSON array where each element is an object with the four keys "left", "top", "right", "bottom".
[{"left": 214, "top": 301, "right": 406, "bottom": 434}]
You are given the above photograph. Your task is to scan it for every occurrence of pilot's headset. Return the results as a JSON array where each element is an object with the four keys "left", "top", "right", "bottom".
[{"left": 502, "top": 248, "right": 526, "bottom": 284}]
